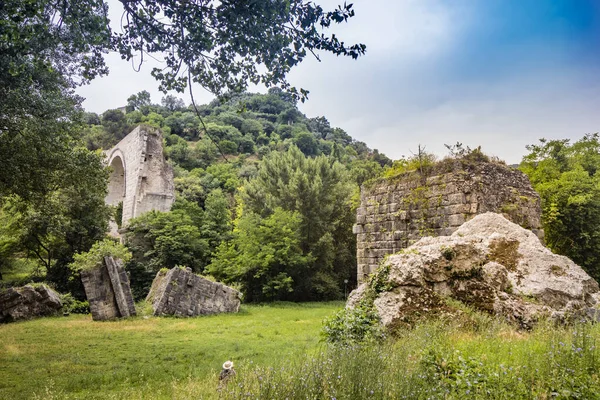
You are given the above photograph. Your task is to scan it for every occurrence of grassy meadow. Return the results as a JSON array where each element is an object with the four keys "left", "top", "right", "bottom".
[
  {"left": 0, "top": 302, "right": 341, "bottom": 399},
  {"left": 2, "top": 301, "right": 600, "bottom": 399}
]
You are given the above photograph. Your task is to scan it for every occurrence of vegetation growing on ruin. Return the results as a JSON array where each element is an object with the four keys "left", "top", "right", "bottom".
[{"left": 69, "top": 239, "right": 132, "bottom": 272}]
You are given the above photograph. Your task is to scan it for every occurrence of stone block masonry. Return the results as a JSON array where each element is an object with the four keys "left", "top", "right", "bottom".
[
  {"left": 105, "top": 125, "right": 175, "bottom": 237},
  {"left": 81, "top": 256, "right": 136, "bottom": 321},
  {"left": 354, "top": 160, "right": 543, "bottom": 282},
  {"left": 147, "top": 267, "right": 241, "bottom": 317}
]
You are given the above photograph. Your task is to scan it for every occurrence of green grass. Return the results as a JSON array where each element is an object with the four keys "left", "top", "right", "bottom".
[
  {"left": 3, "top": 302, "right": 600, "bottom": 399},
  {"left": 0, "top": 302, "right": 343, "bottom": 399},
  {"left": 223, "top": 316, "right": 600, "bottom": 399}
]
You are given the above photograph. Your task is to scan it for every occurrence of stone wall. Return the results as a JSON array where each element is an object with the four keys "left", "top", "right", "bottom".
[
  {"left": 81, "top": 256, "right": 136, "bottom": 321},
  {"left": 147, "top": 267, "right": 241, "bottom": 317},
  {"left": 354, "top": 160, "right": 543, "bottom": 282}
]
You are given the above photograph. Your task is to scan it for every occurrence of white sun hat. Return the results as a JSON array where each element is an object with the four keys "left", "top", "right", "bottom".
[{"left": 223, "top": 360, "right": 234, "bottom": 370}]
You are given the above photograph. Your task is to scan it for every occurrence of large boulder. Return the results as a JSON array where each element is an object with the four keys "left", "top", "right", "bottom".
[
  {"left": 348, "top": 212, "right": 600, "bottom": 328},
  {"left": 0, "top": 284, "right": 62, "bottom": 323},
  {"left": 147, "top": 267, "right": 241, "bottom": 317}
]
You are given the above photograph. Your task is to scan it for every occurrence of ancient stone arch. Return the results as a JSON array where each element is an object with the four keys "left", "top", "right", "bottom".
[{"left": 105, "top": 125, "right": 175, "bottom": 236}]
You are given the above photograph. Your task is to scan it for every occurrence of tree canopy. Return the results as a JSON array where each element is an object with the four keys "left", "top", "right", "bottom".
[
  {"left": 208, "top": 145, "right": 357, "bottom": 301},
  {"left": 520, "top": 134, "right": 600, "bottom": 281}
]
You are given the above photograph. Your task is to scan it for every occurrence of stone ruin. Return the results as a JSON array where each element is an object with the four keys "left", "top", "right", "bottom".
[
  {"left": 146, "top": 267, "right": 241, "bottom": 317},
  {"left": 348, "top": 213, "right": 600, "bottom": 329},
  {"left": 81, "top": 256, "right": 136, "bottom": 321},
  {"left": 354, "top": 159, "right": 543, "bottom": 282},
  {"left": 0, "top": 284, "right": 62, "bottom": 323},
  {"left": 104, "top": 125, "right": 175, "bottom": 238}
]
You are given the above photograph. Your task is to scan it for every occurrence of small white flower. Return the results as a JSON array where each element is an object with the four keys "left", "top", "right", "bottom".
[{"left": 223, "top": 360, "right": 234, "bottom": 370}]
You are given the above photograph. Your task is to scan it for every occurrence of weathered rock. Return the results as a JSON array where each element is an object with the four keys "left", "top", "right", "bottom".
[
  {"left": 354, "top": 160, "right": 543, "bottom": 281},
  {"left": 348, "top": 212, "right": 600, "bottom": 328},
  {"left": 0, "top": 284, "right": 62, "bottom": 323},
  {"left": 81, "top": 256, "right": 136, "bottom": 321},
  {"left": 147, "top": 267, "right": 241, "bottom": 317}
]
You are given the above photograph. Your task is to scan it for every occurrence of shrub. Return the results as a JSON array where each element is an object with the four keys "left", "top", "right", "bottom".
[
  {"left": 69, "top": 238, "right": 131, "bottom": 272},
  {"left": 321, "top": 305, "right": 385, "bottom": 344},
  {"left": 60, "top": 293, "right": 90, "bottom": 314}
]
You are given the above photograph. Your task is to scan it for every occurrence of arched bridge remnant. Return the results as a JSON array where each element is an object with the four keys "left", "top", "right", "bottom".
[{"left": 105, "top": 125, "right": 175, "bottom": 236}]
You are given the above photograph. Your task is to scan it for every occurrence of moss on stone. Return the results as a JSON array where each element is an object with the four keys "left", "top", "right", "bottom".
[{"left": 488, "top": 238, "right": 521, "bottom": 271}]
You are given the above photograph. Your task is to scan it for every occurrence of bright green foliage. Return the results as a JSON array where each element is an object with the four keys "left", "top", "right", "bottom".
[
  {"left": 125, "top": 210, "right": 209, "bottom": 298},
  {"left": 240, "top": 118, "right": 265, "bottom": 138},
  {"left": 348, "top": 158, "right": 384, "bottom": 186},
  {"left": 174, "top": 175, "right": 207, "bottom": 206},
  {"left": 208, "top": 208, "right": 314, "bottom": 302},
  {"left": 69, "top": 238, "right": 131, "bottom": 272},
  {"left": 383, "top": 150, "right": 438, "bottom": 178},
  {"left": 125, "top": 188, "right": 232, "bottom": 299},
  {"left": 321, "top": 306, "right": 385, "bottom": 344},
  {"left": 59, "top": 293, "right": 91, "bottom": 314},
  {"left": 219, "top": 139, "right": 238, "bottom": 154},
  {"left": 5, "top": 304, "right": 600, "bottom": 399},
  {"left": 0, "top": 147, "right": 111, "bottom": 295},
  {"left": 227, "top": 320, "right": 600, "bottom": 400},
  {"left": 200, "top": 189, "right": 233, "bottom": 256},
  {"left": 520, "top": 134, "right": 600, "bottom": 280},
  {"left": 165, "top": 137, "right": 218, "bottom": 170},
  {"left": 239, "top": 145, "right": 357, "bottom": 299},
  {"left": 3, "top": 0, "right": 365, "bottom": 197}
]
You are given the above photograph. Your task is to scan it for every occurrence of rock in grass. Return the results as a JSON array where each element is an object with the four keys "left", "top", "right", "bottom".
[
  {"left": 0, "top": 284, "right": 62, "bottom": 323},
  {"left": 348, "top": 212, "right": 600, "bottom": 329},
  {"left": 146, "top": 267, "right": 241, "bottom": 317}
]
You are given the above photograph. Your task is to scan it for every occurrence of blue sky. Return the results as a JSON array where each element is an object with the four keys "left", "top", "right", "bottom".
[{"left": 78, "top": 0, "right": 600, "bottom": 163}]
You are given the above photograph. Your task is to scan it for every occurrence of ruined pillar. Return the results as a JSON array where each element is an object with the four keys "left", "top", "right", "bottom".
[{"left": 81, "top": 256, "right": 136, "bottom": 320}]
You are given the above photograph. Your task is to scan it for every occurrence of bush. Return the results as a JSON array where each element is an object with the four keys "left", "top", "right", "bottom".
[
  {"left": 60, "top": 293, "right": 90, "bottom": 314},
  {"left": 321, "top": 305, "right": 385, "bottom": 344},
  {"left": 219, "top": 139, "right": 238, "bottom": 155},
  {"left": 69, "top": 238, "right": 132, "bottom": 272}
]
